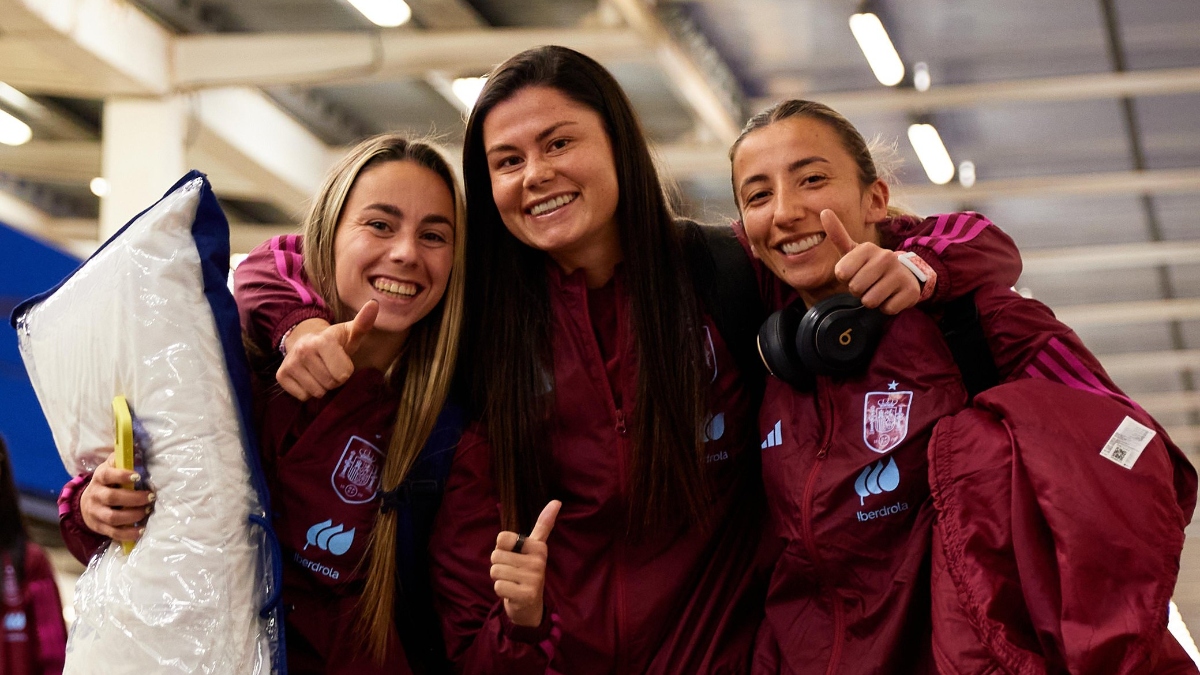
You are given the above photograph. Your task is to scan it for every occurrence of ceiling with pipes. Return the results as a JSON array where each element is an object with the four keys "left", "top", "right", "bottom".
[{"left": 3, "top": 0, "right": 1200, "bottom": 621}]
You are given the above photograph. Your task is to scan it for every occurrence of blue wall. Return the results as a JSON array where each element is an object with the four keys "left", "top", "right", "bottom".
[{"left": 0, "top": 221, "right": 81, "bottom": 502}]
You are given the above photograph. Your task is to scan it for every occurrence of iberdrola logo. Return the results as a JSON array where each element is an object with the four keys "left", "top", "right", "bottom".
[{"left": 854, "top": 457, "right": 899, "bottom": 505}]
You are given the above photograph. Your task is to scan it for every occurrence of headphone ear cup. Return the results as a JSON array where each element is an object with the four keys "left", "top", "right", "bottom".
[
  {"left": 757, "top": 303, "right": 814, "bottom": 390},
  {"left": 796, "top": 294, "right": 888, "bottom": 376}
]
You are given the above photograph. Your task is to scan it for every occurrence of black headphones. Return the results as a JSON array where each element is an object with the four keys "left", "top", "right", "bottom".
[{"left": 757, "top": 293, "right": 889, "bottom": 389}]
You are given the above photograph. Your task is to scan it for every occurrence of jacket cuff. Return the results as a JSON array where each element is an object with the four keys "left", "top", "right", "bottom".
[
  {"left": 58, "top": 474, "right": 110, "bottom": 564},
  {"left": 895, "top": 250, "right": 937, "bottom": 302},
  {"left": 499, "top": 605, "right": 562, "bottom": 664},
  {"left": 271, "top": 306, "right": 334, "bottom": 354},
  {"left": 499, "top": 605, "right": 554, "bottom": 643}
]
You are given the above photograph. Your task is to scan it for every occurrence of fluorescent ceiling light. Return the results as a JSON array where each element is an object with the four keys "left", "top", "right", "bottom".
[
  {"left": 347, "top": 0, "right": 411, "bottom": 27},
  {"left": 958, "top": 160, "right": 976, "bottom": 187},
  {"left": 907, "top": 123, "right": 955, "bottom": 185},
  {"left": 451, "top": 77, "right": 487, "bottom": 110},
  {"left": 90, "top": 177, "right": 110, "bottom": 197},
  {"left": 0, "top": 82, "right": 33, "bottom": 108},
  {"left": 913, "top": 62, "right": 931, "bottom": 92},
  {"left": 0, "top": 108, "right": 32, "bottom": 146},
  {"left": 849, "top": 13, "right": 905, "bottom": 87}
]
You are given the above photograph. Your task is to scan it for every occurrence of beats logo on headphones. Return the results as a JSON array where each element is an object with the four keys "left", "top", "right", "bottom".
[{"left": 757, "top": 294, "right": 888, "bottom": 390}]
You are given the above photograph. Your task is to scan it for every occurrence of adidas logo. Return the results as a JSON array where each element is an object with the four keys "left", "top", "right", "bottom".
[
  {"left": 304, "top": 519, "right": 356, "bottom": 556},
  {"left": 761, "top": 420, "right": 782, "bottom": 449},
  {"left": 3, "top": 611, "right": 26, "bottom": 631},
  {"left": 854, "top": 457, "right": 899, "bottom": 505}
]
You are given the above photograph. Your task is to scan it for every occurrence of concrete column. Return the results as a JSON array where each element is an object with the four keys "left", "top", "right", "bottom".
[{"left": 99, "top": 96, "right": 188, "bottom": 240}]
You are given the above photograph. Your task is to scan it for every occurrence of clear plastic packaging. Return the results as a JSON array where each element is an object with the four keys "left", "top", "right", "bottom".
[{"left": 13, "top": 173, "right": 281, "bottom": 674}]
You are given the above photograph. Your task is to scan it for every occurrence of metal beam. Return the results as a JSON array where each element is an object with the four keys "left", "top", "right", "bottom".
[
  {"left": 895, "top": 167, "right": 1200, "bottom": 202},
  {"left": 1053, "top": 298, "right": 1200, "bottom": 328},
  {"left": 654, "top": 147, "right": 1200, "bottom": 201},
  {"left": 0, "top": 83, "right": 96, "bottom": 140},
  {"left": 18, "top": 216, "right": 296, "bottom": 257},
  {"left": 0, "top": 141, "right": 100, "bottom": 183},
  {"left": 408, "top": 0, "right": 487, "bottom": 29},
  {"left": 1133, "top": 391, "right": 1200, "bottom": 416},
  {"left": 606, "top": 0, "right": 743, "bottom": 144},
  {"left": 189, "top": 87, "right": 337, "bottom": 215},
  {"left": 0, "top": 133, "right": 330, "bottom": 211},
  {"left": 171, "top": 28, "right": 649, "bottom": 90},
  {"left": 1101, "top": 350, "right": 1200, "bottom": 378},
  {"left": 756, "top": 66, "right": 1200, "bottom": 117},
  {"left": 0, "top": 0, "right": 171, "bottom": 97},
  {"left": 0, "top": 186, "right": 52, "bottom": 233},
  {"left": 1023, "top": 241, "right": 1200, "bottom": 276},
  {"left": 1167, "top": 425, "right": 1200, "bottom": 448}
]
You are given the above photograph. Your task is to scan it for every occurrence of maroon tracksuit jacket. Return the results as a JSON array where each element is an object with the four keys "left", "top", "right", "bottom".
[
  {"left": 746, "top": 212, "right": 1197, "bottom": 673},
  {"left": 2, "top": 543, "right": 66, "bottom": 675}
]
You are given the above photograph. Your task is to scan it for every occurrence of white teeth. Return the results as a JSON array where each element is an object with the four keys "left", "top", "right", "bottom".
[
  {"left": 781, "top": 233, "right": 825, "bottom": 255},
  {"left": 530, "top": 194, "right": 576, "bottom": 216},
  {"left": 373, "top": 279, "right": 417, "bottom": 297}
]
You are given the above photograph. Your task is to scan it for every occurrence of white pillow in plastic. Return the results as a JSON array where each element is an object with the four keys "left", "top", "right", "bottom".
[{"left": 12, "top": 172, "right": 282, "bottom": 675}]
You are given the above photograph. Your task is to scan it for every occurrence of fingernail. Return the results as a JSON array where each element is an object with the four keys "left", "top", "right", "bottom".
[
  {"left": 146, "top": 492, "right": 155, "bottom": 503},
  {"left": 138, "top": 527, "right": 145, "bottom": 537},
  {"left": 131, "top": 473, "right": 142, "bottom": 483}
]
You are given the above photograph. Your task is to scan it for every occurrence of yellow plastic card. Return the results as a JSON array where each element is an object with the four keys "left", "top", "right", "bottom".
[{"left": 112, "top": 396, "right": 136, "bottom": 554}]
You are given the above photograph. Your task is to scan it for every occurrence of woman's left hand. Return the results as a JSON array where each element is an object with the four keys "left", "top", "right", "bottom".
[
  {"left": 490, "top": 500, "right": 562, "bottom": 628},
  {"left": 824, "top": 209, "right": 922, "bottom": 314}
]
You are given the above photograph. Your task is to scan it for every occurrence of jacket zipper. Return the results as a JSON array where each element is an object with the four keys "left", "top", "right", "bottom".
[
  {"left": 801, "top": 382, "right": 844, "bottom": 675},
  {"left": 614, "top": 408, "right": 629, "bottom": 673},
  {"left": 610, "top": 283, "right": 630, "bottom": 673}
]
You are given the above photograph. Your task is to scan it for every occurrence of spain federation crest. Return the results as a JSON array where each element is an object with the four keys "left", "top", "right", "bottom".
[
  {"left": 332, "top": 435, "right": 384, "bottom": 504},
  {"left": 863, "top": 391, "right": 912, "bottom": 454}
]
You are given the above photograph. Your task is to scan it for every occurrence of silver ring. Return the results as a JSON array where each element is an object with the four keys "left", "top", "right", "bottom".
[{"left": 511, "top": 533, "right": 527, "bottom": 554}]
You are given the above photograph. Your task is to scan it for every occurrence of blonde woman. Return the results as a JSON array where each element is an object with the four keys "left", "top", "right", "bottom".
[{"left": 60, "top": 133, "right": 467, "bottom": 674}]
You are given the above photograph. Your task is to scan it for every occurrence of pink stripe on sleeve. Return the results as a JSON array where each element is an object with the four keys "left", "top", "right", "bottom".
[
  {"left": 1047, "top": 338, "right": 1142, "bottom": 411},
  {"left": 1033, "top": 350, "right": 1139, "bottom": 409},
  {"left": 903, "top": 213, "right": 992, "bottom": 252},
  {"left": 932, "top": 217, "right": 991, "bottom": 255},
  {"left": 942, "top": 213, "right": 971, "bottom": 240},
  {"left": 902, "top": 213, "right": 953, "bottom": 250},
  {"left": 273, "top": 249, "right": 318, "bottom": 307}
]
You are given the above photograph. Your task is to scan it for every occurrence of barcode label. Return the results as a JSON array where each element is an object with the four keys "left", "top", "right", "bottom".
[{"left": 1100, "top": 416, "right": 1156, "bottom": 469}]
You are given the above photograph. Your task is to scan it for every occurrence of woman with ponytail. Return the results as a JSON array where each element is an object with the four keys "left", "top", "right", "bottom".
[{"left": 60, "top": 133, "right": 467, "bottom": 674}]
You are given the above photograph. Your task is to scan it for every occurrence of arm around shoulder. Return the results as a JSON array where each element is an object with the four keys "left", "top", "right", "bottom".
[
  {"left": 890, "top": 212, "right": 1023, "bottom": 304},
  {"left": 233, "top": 234, "right": 333, "bottom": 355}
]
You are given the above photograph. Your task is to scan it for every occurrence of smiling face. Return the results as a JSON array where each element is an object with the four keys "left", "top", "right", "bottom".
[
  {"left": 482, "top": 85, "right": 622, "bottom": 281},
  {"left": 733, "top": 115, "right": 888, "bottom": 304},
  {"left": 332, "top": 160, "right": 456, "bottom": 348}
]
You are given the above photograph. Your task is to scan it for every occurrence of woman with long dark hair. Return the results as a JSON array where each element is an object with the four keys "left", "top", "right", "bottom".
[
  {"left": 429, "top": 46, "right": 768, "bottom": 673},
  {"left": 1, "top": 437, "right": 67, "bottom": 675}
]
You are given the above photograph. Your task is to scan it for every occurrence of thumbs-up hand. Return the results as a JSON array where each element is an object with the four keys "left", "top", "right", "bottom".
[
  {"left": 823, "top": 209, "right": 921, "bottom": 315},
  {"left": 276, "top": 301, "right": 378, "bottom": 401},
  {"left": 491, "top": 500, "right": 562, "bottom": 628}
]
